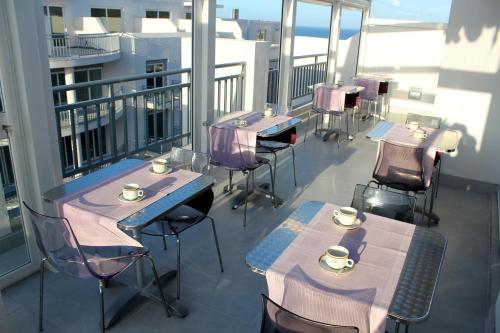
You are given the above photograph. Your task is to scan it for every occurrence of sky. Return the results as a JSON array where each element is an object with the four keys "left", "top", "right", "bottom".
[{"left": 216, "top": 0, "right": 453, "bottom": 29}]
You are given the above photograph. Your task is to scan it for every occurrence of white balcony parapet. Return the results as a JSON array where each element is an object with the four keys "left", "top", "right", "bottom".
[{"left": 47, "top": 33, "right": 120, "bottom": 59}]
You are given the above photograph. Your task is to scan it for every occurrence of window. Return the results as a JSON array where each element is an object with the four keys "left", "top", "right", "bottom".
[
  {"left": 185, "top": 12, "right": 192, "bottom": 20},
  {"left": 50, "top": 70, "right": 67, "bottom": 106},
  {"left": 146, "top": 10, "right": 170, "bottom": 19},
  {"left": 45, "top": 6, "right": 64, "bottom": 37},
  {"left": 91, "top": 8, "right": 121, "bottom": 32},
  {"left": 74, "top": 67, "right": 102, "bottom": 102},
  {"left": 146, "top": 60, "right": 166, "bottom": 89},
  {"left": 0, "top": 81, "right": 4, "bottom": 113},
  {"left": 81, "top": 127, "right": 107, "bottom": 162}
]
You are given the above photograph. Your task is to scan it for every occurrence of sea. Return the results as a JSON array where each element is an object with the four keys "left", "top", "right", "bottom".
[{"left": 295, "top": 26, "right": 358, "bottom": 40}]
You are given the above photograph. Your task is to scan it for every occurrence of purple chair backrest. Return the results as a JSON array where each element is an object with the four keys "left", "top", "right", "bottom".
[
  {"left": 373, "top": 140, "right": 425, "bottom": 189},
  {"left": 23, "top": 202, "right": 96, "bottom": 278},
  {"left": 208, "top": 124, "right": 258, "bottom": 170},
  {"left": 354, "top": 78, "right": 379, "bottom": 101}
]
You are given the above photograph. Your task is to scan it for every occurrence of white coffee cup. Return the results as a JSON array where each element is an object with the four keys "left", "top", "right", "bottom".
[
  {"left": 264, "top": 108, "right": 273, "bottom": 117},
  {"left": 122, "top": 183, "right": 143, "bottom": 201},
  {"left": 333, "top": 206, "right": 358, "bottom": 226},
  {"left": 325, "top": 245, "right": 354, "bottom": 270},
  {"left": 413, "top": 129, "right": 427, "bottom": 139},
  {"left": 406, "top": 121, "right": 419, "bottom": 131},
  {"left": 152, "top": 158, "right": 168, "bottom": 173}
]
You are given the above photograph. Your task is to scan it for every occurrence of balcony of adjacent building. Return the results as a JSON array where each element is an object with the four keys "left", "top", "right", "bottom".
[{"left": 47, "top": 33, "right": 121, "bottom": 69}]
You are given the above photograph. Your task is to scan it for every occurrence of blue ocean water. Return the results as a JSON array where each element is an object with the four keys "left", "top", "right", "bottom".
[{"left": 295, "top": 26, "right": 359, "bottom": 40}]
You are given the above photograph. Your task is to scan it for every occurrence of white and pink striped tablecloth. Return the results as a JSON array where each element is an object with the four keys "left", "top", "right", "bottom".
[
  {"left": 379, "top": 123, "right": 443, "bottom": 188},
  {"left": 54, "top": 162, "right": 202, "bottom": 247},
  {"left": 313, "top": 85, "right": 360, "bottom": 112},
  {"left": 209, "top": 111, "right": 292, "bottom": 169},
  {"left": 266, "top": 203, "right": 415, "bottom": 333}
]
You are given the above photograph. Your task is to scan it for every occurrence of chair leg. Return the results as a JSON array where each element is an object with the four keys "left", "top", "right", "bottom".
[
  {"left": 291, "top": 147, "right": 297, "bottom": 187},
  {"left": 208, "top": 217, "right": 224, "bottom": 272},
  {"left": 243, "top": 172, "right": 249, "bottom": 227},
  {"left": 144, "top": 255, "right": 170, "bottom": 317},
  {"left": 39, "top": 259, "right": 46, "bottom": 332},
  {"left": 267, "top": 163, "right": 277, "bottom": 208},
  {"left": 176, "top": 235, "right": 181, "bottom": 300},
  {"left": 272, "top": 151, "right": 277, "bottom": 188},
  {"left": 405, "top": 323, "right": 409, "bottom": 333},
  {"left": 422, "top": 192, "right": 428, "bottom": 227},
  {"left": 435, "top": 160, "right": 441, "bottom": 198},
  {"left": 98, "top": 280, "right": 105, "bottom": 333},
  {"left": 160, "top": 223, "right": 167, "bottom": 251}
]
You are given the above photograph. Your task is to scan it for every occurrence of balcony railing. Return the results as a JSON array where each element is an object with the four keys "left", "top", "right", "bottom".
[
  {"left": 47, "top": 33, "right": 120, "bottom": 59},
  {"left": 267, "top": 53, "right": 327, "bottom": 105},
  {"left": 52, "top": 62, "right": 245, "bottom": 178}
]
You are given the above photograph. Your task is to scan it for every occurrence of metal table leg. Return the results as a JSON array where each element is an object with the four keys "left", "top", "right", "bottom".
[{"left": 104, "top": 230, "right": 189, "bottom": 329}]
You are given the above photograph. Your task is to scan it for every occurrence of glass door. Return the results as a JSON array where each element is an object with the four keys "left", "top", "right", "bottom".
[{"left": 0, "top": 81, "right": 34, "bottom": 288}]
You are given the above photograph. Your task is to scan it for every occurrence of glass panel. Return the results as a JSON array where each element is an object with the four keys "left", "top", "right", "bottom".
[
  {"left": 216, "top": 0, "right": 283, "bottom": 111},
  {"left": 292, "top": 0, "right": 331, "bottom": 107},
  {"left": 90, "top": 8, "right": 106, "bottom": 18},
  {"left": 49, "top": 6, "right": 63, "bottom": 17},
  {"left": 154, "top": 63, "right": 164, "bottom": 72},
  {"left": 89, "top": 68, "right": 102, "bottom": 99},
  {"left": 146, "top": 10, "right": 158, "bottom": 18},
  {"left": 185, "top": 12, "right": 192, "bottom": 20},
  {"left": 337, "top": 7, "right": 363, "bottom": 83},
  {"left": 107, "top": 9, "right": 121, "bottom": 18},
  {"left": 74, "top": 70, "right": 89, "bottom": 102},
  {"left": 107, "top": 17, "right": 121, "bottom": 32},
  {"left": 146, "top": 64, "right": 154, "bottom": 73},
  {"left": 159, "top": 11, "right": 170, "bottom": 19},
  {"left": 0, "top": 137, "right": 31, "bottom": 277}
]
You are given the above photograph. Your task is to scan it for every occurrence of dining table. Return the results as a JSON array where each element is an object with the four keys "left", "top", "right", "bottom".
[
  {"left": 246, "top": 201, "right": 446, "bottom": 333},
  {"left": 209, "top": 109, "right": 301, "bottom": 207},
  {"left": 43, "top": 158, "right": 216, "bottom": 328},
  {"left": 311, "top": 83, "right": 365, "bottom": 142}
]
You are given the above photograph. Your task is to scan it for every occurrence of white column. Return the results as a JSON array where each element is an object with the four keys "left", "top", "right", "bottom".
[
  {"left": 0, "top": 0, "right": 62, "bottom": 286},
  {"left": 356, "top": 6, "right": 371, "bottom": 74},
  {"left": 191, "top": 0, "right": 216, "bottom": 152},
  {"left": 326, "top": 1, "right": 342, "bottom": 84},
  {"left": 277, "top": 0, "right": 297, "bottom": 109}
]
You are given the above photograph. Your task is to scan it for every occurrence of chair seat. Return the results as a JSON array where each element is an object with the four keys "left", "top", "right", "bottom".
[
  {"left": 373, "top": 174, "right": 427, "bottom": 192},
  {"left": 257, "top": 140, "right": 290, "bottom": 153},
  {"left": 143, "top": 205, "right": 207, "bottom": 236}
]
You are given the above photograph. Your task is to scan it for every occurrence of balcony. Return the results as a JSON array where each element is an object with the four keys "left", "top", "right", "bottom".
[
  {"left": 1, "top": 118, "right": 495, "bottom": 332},
  {"left": 47, "top": 33, "right": 121, "bottom": 69}
]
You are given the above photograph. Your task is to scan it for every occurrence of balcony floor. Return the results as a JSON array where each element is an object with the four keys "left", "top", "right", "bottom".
[{"left": 2, "top": 114, "right": 496, "bottom": 333}]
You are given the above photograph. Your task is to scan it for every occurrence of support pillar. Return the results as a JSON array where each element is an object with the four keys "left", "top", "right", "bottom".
[
  {"left": 326, "top": 1, "right": 342, "bottom": 84},
  {"left": 191, "top": 0, "right": 216, "bottom": 152},
  {"left": 277, "top": 0, "right": 297, "bottom": 110}
]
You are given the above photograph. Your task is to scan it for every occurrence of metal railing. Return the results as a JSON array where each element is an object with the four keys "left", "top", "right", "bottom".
[
  {"left": 47, "top": 33, "right": 120, "bottom": 59},
  {"left": 214, "top": 62, "right": 246, "bottom": 119},
  {"left": 53, "top": 62, "right": 246, "bottom": 178},
  {"left": 266, "top": 53, "right": 327, "bottom": 104}
]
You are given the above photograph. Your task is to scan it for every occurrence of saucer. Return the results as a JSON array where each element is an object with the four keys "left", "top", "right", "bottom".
[
  {"left": 318, "top": 254, "right": 355, "bottom": 274},
  {"left": 332, "top": 217, "right": 362, "bottom": 230},
  {"left": 148, "top": 166, "right": 172, "bottom": 175},
  {"left": 118, "top": 192, "right": 146, "bottom": 203}
]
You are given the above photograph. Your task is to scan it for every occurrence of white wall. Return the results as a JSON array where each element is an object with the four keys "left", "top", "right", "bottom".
[
  {"left": 136, "top": 18, "right": 178, "bottom": 33},
  {"left": 433, "top": 0, "right": 500, "bottom": 183},
  {"left": 73, "top": 17, "right": 107, "bottom": 34},
  {"left": 360, "top": 20, "right": 447, "bottom": 114}
]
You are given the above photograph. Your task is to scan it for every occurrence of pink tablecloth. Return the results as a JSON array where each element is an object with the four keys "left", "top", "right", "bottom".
[
  {"left": 266, "top": 203, "right": 415, "bottom": 333},
  {"left": 313, "top": 85, "right": 360, "bottom": 112},
  {"left": 379, "top": 123, "right": 443, "bottom": 188},
  {"left": 54, "top": 162, "right": 202, "bottom": 247},
  {"left": 209, "top": 111, "right": 292, "bottom": 169}
]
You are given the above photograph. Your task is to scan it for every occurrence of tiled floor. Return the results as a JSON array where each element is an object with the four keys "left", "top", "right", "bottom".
[{"left": 2, "top": 115, "right": 495, "bottom": 333}]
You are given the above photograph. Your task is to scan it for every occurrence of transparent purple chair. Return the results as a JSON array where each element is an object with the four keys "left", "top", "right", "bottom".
[
  {"left": 354, "top": 78, "right": 380, "bottom": 126},
  {"left": 23, "top": 202, "right": 169, "bottom": 333},
  {"left": 371, "top": 140, "right": 432, "bottom": 226},
  {"left": 140, "top": 148, "right": 223, "bottom": 300},
  {"left": 208, "top": 123, "right": 276, "bottom": 227},
  {"left": 260, "top": 294, "right": 359, "bottom": 333}
]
